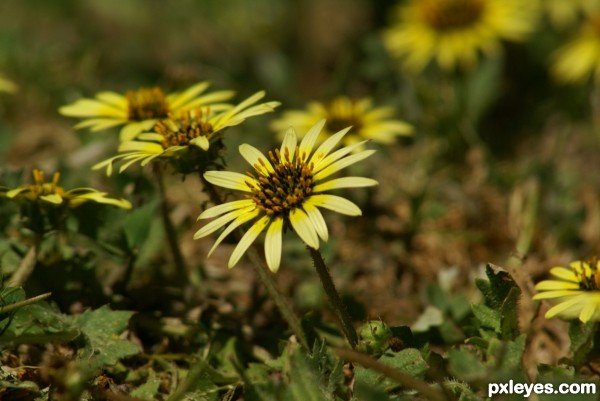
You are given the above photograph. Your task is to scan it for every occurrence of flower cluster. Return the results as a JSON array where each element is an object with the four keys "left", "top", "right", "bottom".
[{"left": 93, "top": 91, "right": 280, "bottom": 175}]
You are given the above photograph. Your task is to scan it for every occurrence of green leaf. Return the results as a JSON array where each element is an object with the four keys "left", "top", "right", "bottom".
[
  {"left": 123, "top": 199, "right": 159, "bottom": 248},
  {"left": 475, "top": 264, "right": 519, "bottom": 310},
  {"left": 73, "top": 305, "right": 139, "bottom": 369},
  {"left": 568, "top": 320, "right": 596, "bottom": 367},
  {"left": 485, "top": 335, "right": 526, "bottom": 381},
  {"left": 0, "top": 301, "right": 79, "bottom": 346},
  {"left": 354, "top": 348, "right": 428, "bottom": 393},
  {"left": 447, "top": 347, "right": 487, "bottom": 382},
  {"left": 471, "top": 304, "right": 501, "bottom": 333},
  {"left": 130, "top": 370, "right": 161, "bottom": 401},
  {"left": 500, "top": 287, "right": 521, "bottom": 340}
]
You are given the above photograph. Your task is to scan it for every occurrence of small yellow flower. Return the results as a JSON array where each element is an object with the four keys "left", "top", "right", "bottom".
[
  {"left": 93, "top": 91, "right": 280, "bottom": 176},
  {"left": 59, "top": 81, "right": 234, "bottom": 141},
  {"left": 271, "top": 96, "right": 413, "bottom": 148},
  {"left": 0, "top": 169, "right": 131, "bottom": 209},
  {"left": 383, "top": 0, "right": 539, "bottom": 72},
  {"left": 0, "top": 75, "right": 17, "bottom": 93},
  {"left": 194, "top": 119, "right": 378, "bottom": 272},
  {"left": 552, "top": 11, "right": 600, "bottom": 85},
  {"left": 533, "top": 258, "right": 600, "bottom": 323}
]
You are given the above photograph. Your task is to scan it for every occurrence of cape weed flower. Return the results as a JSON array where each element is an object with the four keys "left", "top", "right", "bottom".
[
  {"left": 0, "top": 169, "right": 131, "bottom": 209},
  {"left": 59, "top": 81, "right": 234, "bottom": 141},
  {"left": 93, "top": 91, "right": 280, "bottom": 176},
  {"left": 383, "top": 0, "right": 539, "bottom": 72},
  {"left": 271, "top": 96, "right": 413, "bottom": 147},
  {"left": 552, "top": 11, "right": 600, "bottom": 85},
  {"left": 533, "top": 258, "right": 600, "bottom": 323},
  {"left": 194, "top": 119, "right": 378, "bottom": 272}
]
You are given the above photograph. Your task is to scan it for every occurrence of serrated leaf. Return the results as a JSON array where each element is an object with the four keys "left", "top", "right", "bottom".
[
  {"left": 74, "top": 305, "right": 139, "bottom": 368},
  {"left": 568, "top": 320, "right": 596, "bottom": 367},
  {"left": 288, "top": 348, "right": 334, "bottom": 401},
  {"left": 354, "top": 348, "right": 428, "bottom": 393},
  {"left": 479, "top": 264, "right": 519, "bottom": 309},
  {"left": 485, "top": 335, "right": 526, "bottom": 381},
  {"left": 0, "top": 302, "right": 79, "bottom": 346},
  {"left": 471, "top": 304, "right": 501, "bottom": 333},
  {"left": 447, "top": 347, "right": 487, "bottom": 382},
  {"left": 500, "top": 287, "right": 521, "bottom": 340}
]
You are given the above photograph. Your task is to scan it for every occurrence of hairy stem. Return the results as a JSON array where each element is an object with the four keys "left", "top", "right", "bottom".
[
  {"left": 335, "top": 348, "right": 449, "bottom": 401},
  {"left": 308, "top": 246, "right": 358, "bottom": 348},
  {"left": 7, "top": 239, "right": 39, "bottom": 287},
  {"left": 153, "top": 165, "right": 187, "bottom": 281},
  {"left": 199, "top": 173, "right": 308, "bottom": 348}
]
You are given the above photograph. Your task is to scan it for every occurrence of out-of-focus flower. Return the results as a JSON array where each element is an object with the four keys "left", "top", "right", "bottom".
[
  {"left": 552, "top": 11, "right": 600, "bottom": 84},
  {"left": 0, "top": 75, "right": 17, "bottom": 93},
  {"left": 271, "top": 96, "right": 413, "bottom": 147},
  {"left": 59, "top": 82, "right": 234, "bottom": 141},
  {"left": 383, "top": 0, "right": 539, "bottom": 72},
  {"left": 0, "top": 169, "right": 131, "bottom": 209},
  {"left": 543, "top": 0, "right": 598, "bottom": 29},
  {"left": 533, "top": 258, "right": 600, "bottom": 323},
  {"left": 194, "top": 119, "right": 378, "bottom": 272},
  {"left": 93, "top": 91, "right": 280, "bottom": 176}
]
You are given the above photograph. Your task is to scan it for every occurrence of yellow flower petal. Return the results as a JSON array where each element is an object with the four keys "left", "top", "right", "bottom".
[
  {"left": 309, "top": 194, "right": 362, "bottom": 216},
  {"left": 290, "top": 208, "right": 319, "bottom": 249},
  {"left": 203, "top": 171, "right": 256, "bottom": 192},
  {"left": 229, "top": 215, "right": 270, "bottom": 268},
  {"left": 265, "top": 217, "right": 284, "bottom": 272}
]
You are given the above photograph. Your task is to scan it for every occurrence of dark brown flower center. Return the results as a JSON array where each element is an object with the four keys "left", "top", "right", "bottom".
[
  {"left": 575, "top": 257, "right": 600, "bottom": 291},
  {"left": 325, "top": 100, "right": 363, "bottom": 133},
  {"left": 420, "top": 0, "right": 484, "bottom": 31},
  {"left": 155, "top": 109, "right": 214, "bottom": 149},
  {"left": 126, "top": 87, "right": 170, "bottom": 121},
  {"left": 246, "top": 148, "right": 314, "bottom": 216}
]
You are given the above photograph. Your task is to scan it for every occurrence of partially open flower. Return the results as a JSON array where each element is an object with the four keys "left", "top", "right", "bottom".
[{"left": 0, "top": 169, "right": 131, "bottom": 209}]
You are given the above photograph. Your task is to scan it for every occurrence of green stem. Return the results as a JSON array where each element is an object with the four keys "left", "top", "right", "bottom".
[
  {"left": 335, "top": 348, "right": 449, "bottom": 401},
  {"left": 0, "top": 292, "right": 52, "bottom": 314},
  {"left": 7, "top": 238, "right": 40, "bottom": 287},
  {"left": 307, "top": 246, "right": 358, "bottom": 348},
  {"left": 153, "top": 165, "right": 187, "bottom": 282},
  {"left": 199, "top": 174, "right": 308, "bottom": 349}
]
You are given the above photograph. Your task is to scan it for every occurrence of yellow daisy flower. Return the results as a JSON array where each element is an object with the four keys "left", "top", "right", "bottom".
[
  {"left": 533, "top": 258, "right": 600, "bottom": 323},
  {"left": 194, "top": 119, "right": 378, "bottom": 272},
  {"left": 0, "top": 169, "right": 131, "bottom": 209},
  {"left": 59, "top": 81, "right": 235, "bottom": 141},
  {"left": 270, "top": 96, "right": 413, "bottom": 147},
  {"left": 383, "top": 0, "right": 539, "bottom": 72},
  {"left": 543, "top": 0, "right": 597, "bottom": 28},
  {"left": 93, "top": 91, "right": 280, "bottom": 176},
  {"left": 552, "top": 11, "right": 600, "bottom": 84}
]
